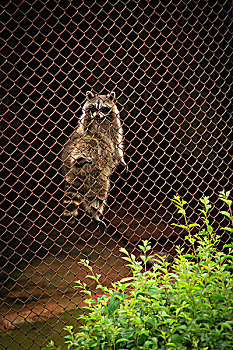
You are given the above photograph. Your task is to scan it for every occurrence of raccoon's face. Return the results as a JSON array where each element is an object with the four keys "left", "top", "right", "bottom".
[{"left": 83, "top": 91, "right": 118, "bottom": 121}]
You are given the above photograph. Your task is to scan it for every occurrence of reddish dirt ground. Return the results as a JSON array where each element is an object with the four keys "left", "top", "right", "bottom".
[{"left": 0, "top": 204, "right": 176, "bottom": 331}]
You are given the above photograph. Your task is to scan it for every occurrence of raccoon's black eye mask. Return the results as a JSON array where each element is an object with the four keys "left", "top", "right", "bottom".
[
  {"left": 101, "top": 106, "right": 111, "bottom": 114},
  {"left": 87, "top": 104, "right": 97, "bottom": 113},
  {"left": 87, "top": 104, "right": 112, "bottom": 117}
]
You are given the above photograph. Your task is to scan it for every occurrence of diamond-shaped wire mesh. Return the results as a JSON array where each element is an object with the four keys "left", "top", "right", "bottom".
[{"left": 0, "top": 0, "right": 232, "bottom": 348}]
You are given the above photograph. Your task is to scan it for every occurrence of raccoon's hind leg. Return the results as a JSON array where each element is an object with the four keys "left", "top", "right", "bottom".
[{"left": 74, "top": 157, "right": 92, "bottom": 167}]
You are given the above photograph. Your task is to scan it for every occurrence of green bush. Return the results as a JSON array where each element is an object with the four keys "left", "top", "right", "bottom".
[{"left": 43, "top": 191, "right": 233, "bottom": 350}]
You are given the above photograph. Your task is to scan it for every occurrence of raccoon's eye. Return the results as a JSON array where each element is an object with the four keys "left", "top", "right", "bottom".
[
  {"left": 101, "top": 106, "right": 111, "bottom": 114},
  {"left": 87, "top": 104, "right": 98, "bottom": 113}
]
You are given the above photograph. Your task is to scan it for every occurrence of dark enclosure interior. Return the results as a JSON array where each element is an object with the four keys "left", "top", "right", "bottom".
[{"left": 0, "top": 0, "right": 232, "bottom": 348}]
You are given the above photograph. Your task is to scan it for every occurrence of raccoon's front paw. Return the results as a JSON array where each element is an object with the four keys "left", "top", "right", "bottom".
[
  {"left": 74, "top": 157, "right": 93, "bottom": 167},
  {"left": 94, "top": 217, "right": 107, "bottom": 229}
]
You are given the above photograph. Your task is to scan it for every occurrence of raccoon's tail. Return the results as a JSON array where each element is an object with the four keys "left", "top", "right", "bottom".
[
  {"left": 62, "top": 183, "right": 106, "bottom": 225},
  {"left": 63, "top": 185, "right": 83, "bottom": 220}
]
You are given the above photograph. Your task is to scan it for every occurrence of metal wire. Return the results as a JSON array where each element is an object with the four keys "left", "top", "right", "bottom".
[{"left": 0, "top": 0, "right": 232, "bottom": 348}]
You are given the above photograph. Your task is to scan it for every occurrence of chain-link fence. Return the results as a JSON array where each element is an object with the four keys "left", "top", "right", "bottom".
[{"left": 0, "top": 0, "right": 232, "bottom": 348}]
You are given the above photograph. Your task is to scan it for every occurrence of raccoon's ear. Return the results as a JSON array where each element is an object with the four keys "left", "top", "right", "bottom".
[
  {"left": 86, "top": 91, "right": 95, "bottom": 100},
  {"left": 107, "top": 91, "right": 116, "bottom": 102}
]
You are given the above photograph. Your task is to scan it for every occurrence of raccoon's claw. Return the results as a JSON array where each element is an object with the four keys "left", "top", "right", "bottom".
[
  {"left": 99, "top": 220, "right": 107, "bottom": 228},
  {"left": 94, "top": 217, "right": 107, "bottom": 228},
  {"left": 121, "top": 159, "right": 129, "bottom": 173}
]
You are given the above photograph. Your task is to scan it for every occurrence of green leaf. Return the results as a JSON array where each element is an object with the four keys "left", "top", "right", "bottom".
[
  {"left": 120, "top": 277, "right": 135, "bottom": 282},
  {"left": 221, "top": 227, "right": 233, "bottom": 233},
  {"left": 220, "top": 211, "right": 232, "bottom": 219},
  {"left": 81, "top": 290, "right": 91, "bottom": 296},
  {"left": 221, "top": 322, "right": 233, "bottom": 332},
  {"left": 221, "top": 199, "right": 232, "bottom": 206},
  {"left": 119, "top": 248, "right": 129, "bottom": 255},
  {"left": 178, "top": 209, "right": 186, "bottom": 215},
  {"left": 223, "top": 244, "right": 233, "bottom": 248},
  {"left": 108, "top": 292, "right": 123, "bottom": 316},
  {"left": 184, "top": 254, "right": 195, "bottom": 258},
  {"left": 64, "top": 326, "right": 73, "bottom": 333},
  {"left": 121, "top": 256, "right": 133, "bottom": 262},
  {"left": 172, "top": 224, "right": 188, "bottom": 230},
  {"left": 115, "top": 338, "right": 130, "bottom": 344},
  {"left": 188, "top": 223, "right": 200, "bottom": 228},
  {"left": 87, "top": 275, "right": 99, "bottom": 281},
  {"left": 198, "top": 209, "right": 206, "bottom": 216},
  {"left": 225, "top": 265, "right": 233, "bottom": 269}
]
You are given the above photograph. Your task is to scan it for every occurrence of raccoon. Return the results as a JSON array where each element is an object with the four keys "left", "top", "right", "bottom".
[{"left": 62, "top": 91, "right": 126, "bottom": 225}]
